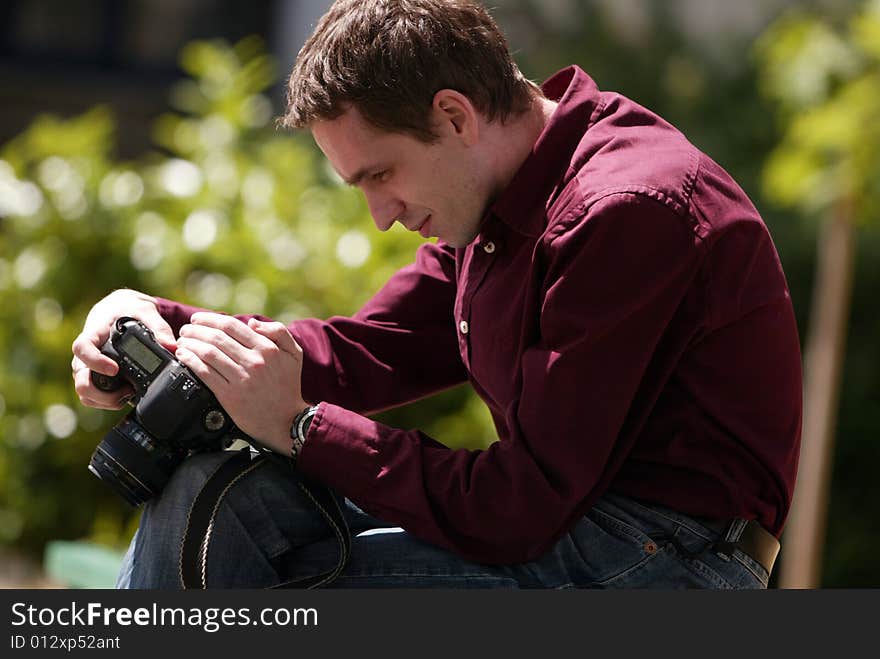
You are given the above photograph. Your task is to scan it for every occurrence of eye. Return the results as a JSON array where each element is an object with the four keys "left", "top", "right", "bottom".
[{"left": 371, "top": 169, "right": 390, "bottom": 183}]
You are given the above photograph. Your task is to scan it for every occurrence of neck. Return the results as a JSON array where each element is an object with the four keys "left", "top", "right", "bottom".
[{"left": 486, "top": 95, "right": 557, "bottom": 200}]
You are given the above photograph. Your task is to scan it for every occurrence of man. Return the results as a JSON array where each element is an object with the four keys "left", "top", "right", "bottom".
[{"left": 72, "top": 0, "right": 802, "bottom": 588}]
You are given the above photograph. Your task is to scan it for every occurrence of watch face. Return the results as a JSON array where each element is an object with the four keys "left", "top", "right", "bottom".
[
  {"left": 290, "top": 407, "right": 318, "bottom": 462},
  {"left": 301, "top": 411, "right": 315, "bottom": 437}
]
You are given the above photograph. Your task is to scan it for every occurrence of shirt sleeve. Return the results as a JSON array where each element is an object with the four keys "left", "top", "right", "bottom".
[
  {"left": 156, "top": 240, "right": 468, "bottom": 414},
  {"left": 298, "top": 193, "right": 705, "bottom": 564}
]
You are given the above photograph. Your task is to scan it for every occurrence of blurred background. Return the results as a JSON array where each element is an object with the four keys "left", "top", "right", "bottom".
[{"left": 0, "top": 0, "right": 877, "bottom": 588}]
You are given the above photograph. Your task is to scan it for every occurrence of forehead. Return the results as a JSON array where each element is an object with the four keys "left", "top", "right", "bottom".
[
  {"left": 310, "top": 107, "right": 421, "bottom": 180},
  {"left": 312, "top": 105, "right": 382, "bottom": 144},
  {"left": 312, "top": 109, "right": 386, "bottom": 158}
]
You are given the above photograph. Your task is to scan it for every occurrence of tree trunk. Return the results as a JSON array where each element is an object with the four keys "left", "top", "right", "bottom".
[{"left": 778, "top": 202, "right": 855, "bottom": 588}]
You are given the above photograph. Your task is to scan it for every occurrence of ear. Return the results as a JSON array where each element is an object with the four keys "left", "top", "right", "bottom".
[{"left": 431, "top": 89, "right": 480, "bottom": 146}]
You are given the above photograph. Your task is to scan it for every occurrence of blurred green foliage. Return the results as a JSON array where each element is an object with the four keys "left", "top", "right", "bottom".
[
  {"left": 756, "top": 0, "right": 880, "bottom": 222},
  {"left": 754, "top": 0, "right": 880, "bottom": 586},
  {"left": 0, "top": 36, "right": 495, "bottom": 556}
]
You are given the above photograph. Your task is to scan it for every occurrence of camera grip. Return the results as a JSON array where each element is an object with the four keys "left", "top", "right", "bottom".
[{"left": 90, "top": 370, "right": 124, "bottom": 392}]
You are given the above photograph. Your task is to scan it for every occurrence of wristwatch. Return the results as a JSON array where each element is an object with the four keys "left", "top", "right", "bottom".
[{"left": 290, "top": 404, "right": 319, "bottom": 463}]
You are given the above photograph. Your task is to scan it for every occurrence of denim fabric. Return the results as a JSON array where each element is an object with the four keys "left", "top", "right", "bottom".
[{"left": 117, "top": 452, "right": 769, "bottom": 589}]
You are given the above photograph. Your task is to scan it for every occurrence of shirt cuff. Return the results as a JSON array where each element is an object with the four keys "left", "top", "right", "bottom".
[{"left": 296, "top": 402, "right": 383, "bottom": 502}]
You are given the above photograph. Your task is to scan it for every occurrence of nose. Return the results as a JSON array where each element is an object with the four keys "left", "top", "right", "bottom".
[
  {"left": 364, "top": 191, "right": 403, "bottom": 232},
  {"left": 373, "top": 214, "right": 395, "bottom": 232}
]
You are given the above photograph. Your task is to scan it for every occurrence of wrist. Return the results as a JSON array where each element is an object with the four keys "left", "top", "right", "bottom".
[{"left": 289, "top": 403, "right": 319, "bottom": 463}]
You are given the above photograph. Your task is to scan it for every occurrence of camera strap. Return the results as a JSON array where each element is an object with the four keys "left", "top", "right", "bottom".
[{"left": 179, "top": 447, "right": 352, "bottom": 589}]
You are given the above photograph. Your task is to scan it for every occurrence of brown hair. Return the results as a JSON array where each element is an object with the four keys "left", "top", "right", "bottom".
[{"left": 280, "top": 0, "right": 540, "bottom": 141}]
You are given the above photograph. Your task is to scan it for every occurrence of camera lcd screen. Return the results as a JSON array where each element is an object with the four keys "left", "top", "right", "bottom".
[{"left": 120, "top": 333, "right": 163, "bottom": 374}]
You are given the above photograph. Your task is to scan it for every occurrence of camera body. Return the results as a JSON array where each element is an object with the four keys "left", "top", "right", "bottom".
[{"left": 88, "top": 317, "right": 240, "bottom": 506}]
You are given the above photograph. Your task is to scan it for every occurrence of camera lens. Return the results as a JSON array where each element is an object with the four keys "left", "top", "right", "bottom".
[{"left": 88, "top": 414, "right": 185, "bottom": 506}]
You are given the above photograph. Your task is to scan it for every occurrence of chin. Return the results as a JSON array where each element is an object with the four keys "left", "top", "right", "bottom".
[
  {"left": 435, "top": 223, "right": 480, "bottom": 248},
  {"left": 441, "top": 236, "right": 466, "bottom": 248},
  {"left": 458, "top": 233, "right": 482, "bottom": 249}
]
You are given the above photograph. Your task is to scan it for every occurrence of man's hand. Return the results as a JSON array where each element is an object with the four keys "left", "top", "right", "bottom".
[
  {"left": 175, "top": 312, "right": 308, "bottom": 455},
  {"left": 71, "top": 289, "right": 176, "bottom": 410}
]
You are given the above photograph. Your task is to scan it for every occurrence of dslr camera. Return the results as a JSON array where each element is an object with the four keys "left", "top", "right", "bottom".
[{"left": 88, "top": 317, "right": 243, "bottom": 506}]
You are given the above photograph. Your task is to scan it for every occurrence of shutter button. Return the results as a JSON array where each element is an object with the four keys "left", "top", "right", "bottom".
[{"left": 459, "top": 320, "right": 469, "bottom": 334}]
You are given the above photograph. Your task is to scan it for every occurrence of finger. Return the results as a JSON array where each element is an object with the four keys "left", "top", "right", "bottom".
[
  {"left": 74, "top": 365, "right": 127, "bottom": 399},
  {"left": 150, "top": 320, "right": 178, "bottom": 352},
  {"left": 71, "top": 356, "right": 115, "bottom": 381},
  {"left": 79, "top": 396, "right": 129, "bottom": 411},
  {"left": 72, "top": 330, "right": 118, "bottom": 376},
  {"left": 74, "top": 368, "right": 133, "bottom": 409},
  {"left": 189, "top": 312, "right": 269, "bottom": 350},
  {"left": 175, "top": 346, "right": 231, "bottom": 398},
  {"left": 248, "top": 318, "right": 301, "bottom": 356},
  {"left": 175, "top": 339, "right": 240, "bottom": 385},
  {"left": 179, "top": 323, "right": 254, "bottom": 362}
]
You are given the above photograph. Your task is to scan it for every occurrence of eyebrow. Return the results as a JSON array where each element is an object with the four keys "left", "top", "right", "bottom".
[
  {"left": 341, "top": 168, "right": 368, "bottom": 186},
  {"left": 341, "top": 164, "right": 386, "bottom": 186}
]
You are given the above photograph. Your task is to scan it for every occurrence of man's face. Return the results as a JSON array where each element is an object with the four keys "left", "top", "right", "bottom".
[{"left": 311, "top": 106, "right": 489, "bottom": 248}]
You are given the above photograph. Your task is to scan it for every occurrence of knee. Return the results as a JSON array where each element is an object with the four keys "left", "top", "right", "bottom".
[{"left": 128, "top": 451, "right": 236, "bottom": 588}]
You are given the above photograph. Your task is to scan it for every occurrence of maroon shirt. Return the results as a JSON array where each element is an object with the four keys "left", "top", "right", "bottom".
[{"left": 157, "top": 66, "right": 802, "bottom": 565}]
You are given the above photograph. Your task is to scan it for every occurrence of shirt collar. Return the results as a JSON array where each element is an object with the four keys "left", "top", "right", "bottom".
[{"left": 487, "top": 65, "right": 602, "bottom": 238}]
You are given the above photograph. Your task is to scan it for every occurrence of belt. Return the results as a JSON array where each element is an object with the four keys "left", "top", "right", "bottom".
[{"left": 701, "top": 518, "right": 780, "bottom": 577}]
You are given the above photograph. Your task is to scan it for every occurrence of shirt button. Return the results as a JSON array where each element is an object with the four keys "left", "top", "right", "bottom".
[
  {"left": 483, "top": 241, "right": 496, "bottom": 254},
  {"left": 459, "top": 320, "right": 469, "bottom": 335}
]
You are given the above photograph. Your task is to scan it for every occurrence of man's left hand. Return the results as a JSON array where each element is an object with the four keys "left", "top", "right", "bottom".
[{"left": 175, "top": 312, "right": 308, "bottom": 455}]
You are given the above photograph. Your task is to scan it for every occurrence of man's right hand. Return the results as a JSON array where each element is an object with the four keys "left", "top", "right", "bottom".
[{"left": 71, "top": 289, "right": 177, "bottom": 410}]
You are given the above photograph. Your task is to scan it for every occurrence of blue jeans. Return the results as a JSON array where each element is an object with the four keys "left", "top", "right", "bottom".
[{"left": 116, "top": 452, "right": 769, "bottom": 589}]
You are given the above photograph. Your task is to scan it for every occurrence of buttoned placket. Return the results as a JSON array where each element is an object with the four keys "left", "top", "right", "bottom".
[{"left": 455, "top": 235, "right": 500, "bottom": 369}]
